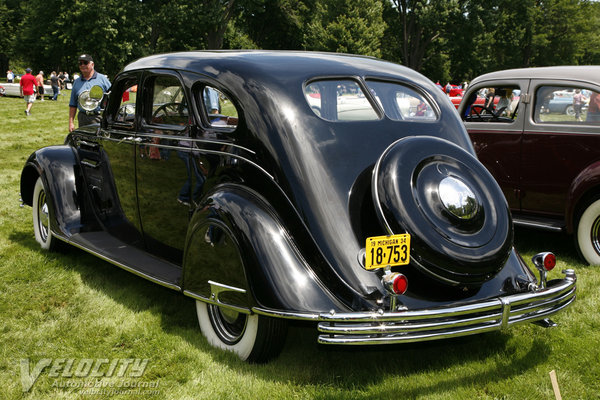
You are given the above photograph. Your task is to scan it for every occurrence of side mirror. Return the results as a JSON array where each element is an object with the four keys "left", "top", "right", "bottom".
[{"left": 78, "top": 85, "right": 107, "bottom": 112}]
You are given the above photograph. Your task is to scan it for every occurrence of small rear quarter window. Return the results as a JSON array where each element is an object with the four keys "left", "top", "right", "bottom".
[{"left": 200, "top": 86, "right": 238, "bottom": 129}]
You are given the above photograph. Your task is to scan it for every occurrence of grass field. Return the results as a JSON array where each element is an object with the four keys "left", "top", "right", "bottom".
[{"left": 1, "top": 94, "right": 599, "bottom": 399}]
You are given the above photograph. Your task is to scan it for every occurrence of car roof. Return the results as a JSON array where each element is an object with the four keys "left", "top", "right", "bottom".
[
  {"left": 121, "top": 50, "right": 434, "bottom": 87},
  {"left": 470, "top": 66, "right": 600, "bottom": 86}
]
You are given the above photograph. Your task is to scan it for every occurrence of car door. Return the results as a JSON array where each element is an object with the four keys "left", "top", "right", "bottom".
[
  {"left": 135, "top": 70, "right": 195, "bottom": 265},
  {"left": 520, "top": 80, "right": 600, "bottom": 218},
  {"left": 92, "top": 72, "right": 144, "bottom": 247},
  {"left": 460, "top": 79, "right": 530, "bottom": 212}
]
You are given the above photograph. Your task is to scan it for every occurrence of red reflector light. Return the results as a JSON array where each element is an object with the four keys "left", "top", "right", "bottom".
[
  {"left": 392, "top": 274, "right": 408, "bottom": 295},
  {"left": 543, "top": 253, "right": 556, "bottom": 271}
]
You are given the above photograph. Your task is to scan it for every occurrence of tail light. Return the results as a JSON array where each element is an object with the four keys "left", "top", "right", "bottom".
[
  {"left": 532, "top": 252, "right": 556, "bottom": 289},
  {"left": 533, "top": 252, "right": 556, "bottom": 271},
  {"left": 382, "top": 272, "right": 408, "bottom": 295}
]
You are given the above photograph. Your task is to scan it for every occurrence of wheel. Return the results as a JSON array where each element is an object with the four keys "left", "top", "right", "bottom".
[
  {"left": 196, "top": 301, "right": 287, "bottom": 363},
  {"left": 372, "top": 136, "right": 512, "bottom": 285},
  {"left": 565, "top": 105, "right": 575, "bottom": 116},
  {"left": 32, "top": 177, "right": 60, "bottom": 251},
  {"left": 575, "top": 197, "right": 600, "bottom": 265}
]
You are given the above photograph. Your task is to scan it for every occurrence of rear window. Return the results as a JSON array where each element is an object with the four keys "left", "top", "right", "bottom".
[
  {"left": 304, "top": 79, "right": 437, "bottom": 122},
  {"left": 366, "top": 80, "right": 437, "bottom": 121},
  {"left": 304, "top": 80, "right": 379, "bottom": 122}
]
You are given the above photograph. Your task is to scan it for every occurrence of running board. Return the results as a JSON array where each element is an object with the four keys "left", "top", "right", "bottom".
[{"left": 65, "top": 231, "right": 182, "bottom": 291}]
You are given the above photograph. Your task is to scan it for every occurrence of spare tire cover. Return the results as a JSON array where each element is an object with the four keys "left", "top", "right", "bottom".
[{"left": 372, "top": 136, "right": 513, "bottom": 285}]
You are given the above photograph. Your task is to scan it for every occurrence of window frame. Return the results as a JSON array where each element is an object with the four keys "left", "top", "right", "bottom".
[
  {"left": 194, "top": 83, "right": 239, "bottom": 132},
  {"left": 139, "top": 69, "right": 191, "bottom": 132},
  {"left": 106, "top": 72, "right": 141, "bottom": 130}
]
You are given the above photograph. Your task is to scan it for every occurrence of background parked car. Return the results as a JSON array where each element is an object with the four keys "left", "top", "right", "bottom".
[
  {"left": 458, "top": 66, "right": 600, "bottom": 264},
  {"left": 544, "top": 91, "right": 589, "bottom": 116},
  {"left": 0, "top": 82, "right": 54, "bottom": 98}
]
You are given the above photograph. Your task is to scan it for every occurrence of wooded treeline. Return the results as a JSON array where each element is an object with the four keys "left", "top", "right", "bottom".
[{"left": 1, "top": 0, "right": 599, "bottom": 83}]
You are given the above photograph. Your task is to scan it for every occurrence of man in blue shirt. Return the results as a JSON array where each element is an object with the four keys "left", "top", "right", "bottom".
[{"left": 69, "top": 54, "right": 111, "bottom": 132}]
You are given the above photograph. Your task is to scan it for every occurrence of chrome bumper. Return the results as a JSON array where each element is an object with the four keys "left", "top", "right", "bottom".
[{"left": 316, "top": 269, "right": 576, "bottom": 345}]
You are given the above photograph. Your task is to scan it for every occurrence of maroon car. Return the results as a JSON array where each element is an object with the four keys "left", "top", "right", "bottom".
[{"left": 458, "top": 66, "right": 600, "bottom": 264}]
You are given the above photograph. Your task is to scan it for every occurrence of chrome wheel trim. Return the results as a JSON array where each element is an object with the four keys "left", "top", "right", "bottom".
[
  {"left": 590, "top": 215, "right": 600, "bottom": 256},
  {"left": 37, "top": 188, "right": 49, "bottom": 243},
  {"left": 207, "top": 304, "right": 248, "bottom": 345}
]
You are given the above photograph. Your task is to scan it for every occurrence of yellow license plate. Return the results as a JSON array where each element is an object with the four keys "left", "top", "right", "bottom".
[{"left": 365, "top": 234, "right": 411, "bottom": 270}]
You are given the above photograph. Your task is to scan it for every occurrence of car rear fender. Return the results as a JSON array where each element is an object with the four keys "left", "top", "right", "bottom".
[
  {"left": 20, "top": 146, "right": 82, "bottom": 238},
  {"left": 182, "top": 184, "right": 348, "bottom": 314},
  {"left": 566, "top": 160, "right": 600, "bottom": 232}
]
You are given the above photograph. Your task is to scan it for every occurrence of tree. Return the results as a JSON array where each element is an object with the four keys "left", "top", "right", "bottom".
[
  {"left": 238, "top": 0, "right": 312, "bottom": 50},
  {"left": 383, "top": 0, "right": 459, "bottom": 72},
  {"left": 0, "top": 0, "right": 23, "bottom": 73},
  {"left": 304, "top": 0, "right": 386, "bottom": 57}
]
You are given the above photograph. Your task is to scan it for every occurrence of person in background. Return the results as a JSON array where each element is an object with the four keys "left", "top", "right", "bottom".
[
  {"left": 35, "top": 71, "right": 45, "bottom": 101},
  {"left": 19, "top": 68, "right": 37, "bottom": 116},
  {"left": 50, "top": 71, "right": 60, "bottom": 101},
  {"left": 69, "top": 54, "right": 111, "bottom": 132},
  {"left": 58, "top": 72, "right": 65, "bottom": 90},
  {"left": 586, "top": 92, "right": 600, "bottom": 123},
  {"left": 7, "top": 69, "right": 14, "bottom": 83},
  {"left": 573, "top": 89, "right": 587, "bottom": 122}
]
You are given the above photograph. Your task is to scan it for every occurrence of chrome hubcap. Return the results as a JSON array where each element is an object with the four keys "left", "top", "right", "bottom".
[
  {"left": 37, "top": 190, "right": 49, "bottom": 241},
  {"left": 207, "top": 305, "right": 247, "bottom": 345},
  {"left": 591, "top": 215, "right": 600, "bottom": 255},
  {"left": 438, "top": 176, "right": 479, "bottom": 220}
]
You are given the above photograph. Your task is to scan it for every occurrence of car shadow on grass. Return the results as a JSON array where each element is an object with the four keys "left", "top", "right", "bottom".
[
  {"left": 9, "top": 228, "right": 555, "bottom": 394},
  {"left": 513, "top": 226, "right": 580, "bottom": 263}
]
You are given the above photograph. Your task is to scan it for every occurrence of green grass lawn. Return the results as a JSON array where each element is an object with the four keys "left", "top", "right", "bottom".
[{"left": 1, "top": 94, "right": 599, "bottom": 399}]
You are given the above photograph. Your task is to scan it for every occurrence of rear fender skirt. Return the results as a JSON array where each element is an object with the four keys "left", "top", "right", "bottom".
[
  {"left": 182, "top": 184, "right": 348, "bottom": 313},
  {"left": 21, "top": 146, "right": 82, "bottom": 237}
]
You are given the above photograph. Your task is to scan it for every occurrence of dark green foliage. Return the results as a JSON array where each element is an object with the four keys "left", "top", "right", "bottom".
[{"left": 1, "top": 0, "right": 599, "bottom": 89}]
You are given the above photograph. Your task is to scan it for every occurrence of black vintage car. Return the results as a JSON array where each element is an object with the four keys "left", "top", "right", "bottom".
[{"left": 20, "top": 51, "right": 576, "bottom": 362}]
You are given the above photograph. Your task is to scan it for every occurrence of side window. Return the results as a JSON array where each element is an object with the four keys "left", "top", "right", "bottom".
[
  {"left": 200, "top": 86, "right": 238, "bottom": 129},
  {"left": 463, "top": 85, "right": 520, "bottom": 123},
  {"left": 534, "top": 86, "right": 600, "bottom": 124},
  {"left": 113, "top": 78, "right": 138, "bottom": 123},
  {"left": 366, "top": 80, "right": 437, "bottom": 121},
  {"left": 304, "top": 80, "right": 379, "bottom": 122},
  {"left": 147, "top": 75, "right": 188, "bottom": 126}
]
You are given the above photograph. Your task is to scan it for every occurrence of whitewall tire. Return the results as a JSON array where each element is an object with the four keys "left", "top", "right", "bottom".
[
  {"left": 196, "top": 301, "right": 286, "bottom": 363},
  {"left": 576, "top": 198, "right": 600, "bottom": 265},
  {"left": 32, "top": 177, "right": 58, "bottom": 251}
]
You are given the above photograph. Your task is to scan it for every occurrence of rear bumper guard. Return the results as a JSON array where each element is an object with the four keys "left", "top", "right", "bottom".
[{"left": 316, "top": 269, "right": 576, "bottom": 345}]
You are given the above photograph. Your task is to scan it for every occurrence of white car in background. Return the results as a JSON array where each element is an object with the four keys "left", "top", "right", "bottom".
[{"left": 0, "top": 82, "right": 54, "bottom": 98}]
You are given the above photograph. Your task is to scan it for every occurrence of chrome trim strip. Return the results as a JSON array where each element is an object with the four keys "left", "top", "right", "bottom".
[
  {"left": 252, "top": 307, "right": 321, "bottom": 321},
  {"left": 500, "top": 297, "right": 510, "bottom": 329},
  {"left": 135, "top": 133, "right": 256, "bottom": 155},
  {"left": 98, "top": 136, "right": 274, "bottom": 181},
  {"left": 55, "top": 233, "right": 182, "bottom": 292},
  {"left": 183, "top": 289, "right": 251, "bottom": 315},
  {"left": 513, "top": 219, "right": 564, "bottom": 232}
]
